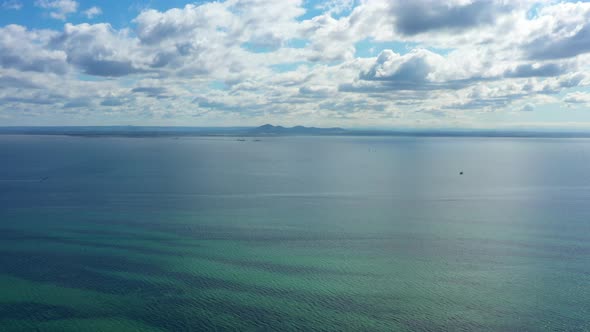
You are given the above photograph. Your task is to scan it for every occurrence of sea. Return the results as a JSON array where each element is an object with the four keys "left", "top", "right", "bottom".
[{"left": 0, "top": 135, "right": 589, "bottom": 331}]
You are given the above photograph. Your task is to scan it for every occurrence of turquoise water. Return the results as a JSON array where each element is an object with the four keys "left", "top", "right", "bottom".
[{"left": 0, "top": 135, "right": 589, "bottom": 331}]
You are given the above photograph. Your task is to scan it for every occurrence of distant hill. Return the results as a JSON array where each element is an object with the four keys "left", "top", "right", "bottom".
[{"left": 250, "top": 124, "right": 347, "bottom": 135}]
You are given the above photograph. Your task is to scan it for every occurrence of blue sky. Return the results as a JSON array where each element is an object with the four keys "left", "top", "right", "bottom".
[
  {"left": 1, "top": 0, "right": 590, "bottom": 128},
  {"left": 0, "top": 1, "right": 212, "bottom": 29}
]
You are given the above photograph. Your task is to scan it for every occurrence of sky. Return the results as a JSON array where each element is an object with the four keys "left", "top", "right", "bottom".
[{"left": 1, "top": 0, "right": 590, "bottom": 129}]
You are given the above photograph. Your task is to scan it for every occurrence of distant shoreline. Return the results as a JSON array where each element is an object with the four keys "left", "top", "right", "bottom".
[{"left": 1, "top": 125, "right": 590, "bottom": 138}]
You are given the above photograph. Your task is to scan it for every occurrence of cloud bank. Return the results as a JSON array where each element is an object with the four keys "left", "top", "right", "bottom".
[{"left": 1, "top": 0, "right": 590, "bottom": 128}]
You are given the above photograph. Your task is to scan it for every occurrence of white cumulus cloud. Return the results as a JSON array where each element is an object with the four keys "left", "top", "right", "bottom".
[
  {"left": 35, "top": 0, "right": 78, "bottom": 20},
  {"left": 83, "top": 6, "right": 101, "bottom": 19}
]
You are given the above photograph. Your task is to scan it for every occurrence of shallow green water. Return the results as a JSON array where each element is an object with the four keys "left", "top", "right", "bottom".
[{"left": 1, "top": 135, "right": 589, "bottom": 331}]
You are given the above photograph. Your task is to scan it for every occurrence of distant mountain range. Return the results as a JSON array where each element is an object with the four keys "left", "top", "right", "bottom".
[{"left": 249, "top": 124, "right": 347, "bottom": 135}]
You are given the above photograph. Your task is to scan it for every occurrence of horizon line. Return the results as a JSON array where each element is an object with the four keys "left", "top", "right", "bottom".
[{"left": 2, "top": 124, "right": 590, "bottom": 132}]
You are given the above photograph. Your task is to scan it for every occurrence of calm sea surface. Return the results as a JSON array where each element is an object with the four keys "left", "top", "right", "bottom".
[{"left": 0, "top": 135, "right": 589, "bottom": 331}]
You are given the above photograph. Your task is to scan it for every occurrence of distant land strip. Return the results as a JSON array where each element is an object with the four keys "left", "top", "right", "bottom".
[{"left": 1, "top": 124, "right": 590, "bottom": 138}]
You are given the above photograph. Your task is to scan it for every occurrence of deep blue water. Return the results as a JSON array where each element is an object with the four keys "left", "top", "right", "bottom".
[{"left": 0, "top": 135, "right": 589, "bottom": 331}]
